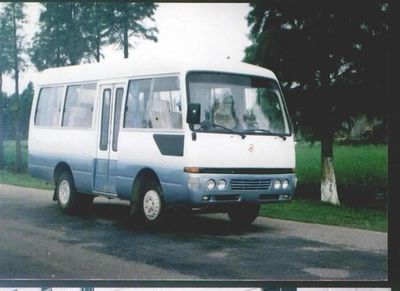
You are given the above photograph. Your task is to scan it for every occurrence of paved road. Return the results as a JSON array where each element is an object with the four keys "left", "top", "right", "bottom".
[{"left": 0, "top": 183, "right": 387, "bottom": 280}]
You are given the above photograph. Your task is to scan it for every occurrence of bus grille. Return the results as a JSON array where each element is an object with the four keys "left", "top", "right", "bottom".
[{"left": 230, "top": 179, "right": 272, "bottom": 191}]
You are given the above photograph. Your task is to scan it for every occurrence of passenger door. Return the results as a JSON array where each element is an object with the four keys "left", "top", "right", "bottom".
[{"left": 94, "top": 84, "right": 124, "bottom": 194}]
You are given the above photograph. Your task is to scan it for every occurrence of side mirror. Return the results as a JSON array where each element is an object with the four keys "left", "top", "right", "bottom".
[{"left": 186, "top": 103, "right": 201, "bottom": 126}]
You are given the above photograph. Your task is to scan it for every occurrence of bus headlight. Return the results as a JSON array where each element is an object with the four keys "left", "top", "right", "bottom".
[
  {"left": 206, "top": 179, "right": 216, "bottom": 190},
  {"left": 273, "top": 179, "right": 281, "bottom": 190},
  {"left": 282, "top": 179, "right": 289, "bottom": 189},
  {"left": 217, "top": 179, "right": 227, "bottom": 190}
]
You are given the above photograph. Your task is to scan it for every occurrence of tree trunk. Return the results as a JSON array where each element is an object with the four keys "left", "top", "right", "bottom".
[
  {"left": 56, "top": 46, "right": 61, "bottom": 67},
  {"left": 0, "top": 72, "right": 4, "bottom": 169},
  {"left": 320, "top": 71, "right": 340, "bottom": 205},
  {"left": 95, "top": 3, "right": 101, "bottom": 62},
  {"left": 318, "top": 7, "right": 339, "bottom": 206},
  {"left": 123, "top": 17, "right": 129, "bottom": 58},
  {"left": 69, "top": 3, "right": 78, "bottom": 65},
  {"left": 96, "top": 36, "right": 100, "bottom": 62},
  {"left": 12, "top": 3, "right": 22, "bottom": 172}
]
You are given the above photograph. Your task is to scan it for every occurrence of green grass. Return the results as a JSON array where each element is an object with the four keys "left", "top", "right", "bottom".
[
  {"left": 295, "top": 142, "right": 388, "bottom": 207},
  {"left": 0, "top": 140, "right": 53, "bottom": 190},
  {"left": 260, "top": 199, "right": 387, "bottom": 232},
  {"left": 0, "top": 169, "right": 53, "bottom": 190},
  {"left": 296, "top": 142, "right": 387, "bottom": 187},
  {"left": 3, "top": 140, "right": 29, "bottom": 170}
]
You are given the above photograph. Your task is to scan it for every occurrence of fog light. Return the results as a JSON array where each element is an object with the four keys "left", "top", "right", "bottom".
[
  {"left": 282, "top": 179, "right": 289, "bottom": 189},
  {"left": 202, "top": 195, "right": 210, "bottom": 201},
  {"left": 206, "top": 179, "right": 216, "bottom": 190},
  {"left": 280, "top": 194, "right": 290, "bottom": 199},
  {"left": 273, "top": 179, "right": 281, "bottom": 190},
  {"left": 217, "top": 179, "right": 227, "bottom": 190},
  {"left": 187, "top": 177, "right": 200, "bottom": 188}
]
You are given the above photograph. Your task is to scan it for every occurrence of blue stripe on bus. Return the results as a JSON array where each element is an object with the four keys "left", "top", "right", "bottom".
[{"left": 28, "top": 153, "right": 187, "bottom": 205}]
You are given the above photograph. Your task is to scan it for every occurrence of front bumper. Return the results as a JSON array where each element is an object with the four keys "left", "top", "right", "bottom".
[{"left": 184, "top": 172, "right": 297, "bottom": 207}]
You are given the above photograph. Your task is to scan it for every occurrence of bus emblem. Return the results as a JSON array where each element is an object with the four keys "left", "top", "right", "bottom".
[{"left": 248, "top": 144, "right": 255, "bottom": 152}]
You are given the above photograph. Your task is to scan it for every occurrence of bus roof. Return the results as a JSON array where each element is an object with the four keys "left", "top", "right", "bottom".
[{"left": 35, "top": 56, "right": 277, "bottom": 86}]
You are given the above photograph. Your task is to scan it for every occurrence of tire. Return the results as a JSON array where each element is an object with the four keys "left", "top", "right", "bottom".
[
  {"left": 139, "top": 181, "right": 166, "bottom": 226},
  {"left": 55, "top": 171, "right": 80, "bottom": 214},
  {"left": 227, "top": 204, "right": 260, "bottom": 226},
  {"left": 55, "top": 171, "right": 93, "bottom": 214}
]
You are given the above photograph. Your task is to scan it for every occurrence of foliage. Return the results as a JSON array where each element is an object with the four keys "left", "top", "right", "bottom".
[
  {"left": 0, "top": 83, "right": 34, "bottom": 140},
  {"left": 0, "top": 3, "right": 27, "bottom": 75},
  {"left": 0, "top": 5, "right": 12, "bottom": 167},
  {"left": 0, "top": 7, "right": 13, "bottom": 80},
  {"left": 80, "top": 2, "right": 114, "bottom": 62},
  {"left": 1, "top": 140, "right": 28, "bottom": 171},
  {"left": 107, "top": 2, "right": 158, "bottom": 58},
  {"left": 30, "top": 3, "right": 90, "bottom": 70},
  {"left": 244, "top": 0, "right": 388, "bottom": 205},
  {"left": 0, "top": 2, "right": 27, "bottom": 172},
  {"left": 30, "top": 2, "right": 159, "bottom": 69},
  {"left": 244, "top": 0, "right": 389, "bottom": 141},
  {"left": 19, "top": 81, "right": 34, "bottom": 138}
]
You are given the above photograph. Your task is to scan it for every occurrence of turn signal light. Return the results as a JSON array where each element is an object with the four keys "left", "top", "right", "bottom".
[{"left": 184, "top": 167, "right": 200, "bottom": 173}]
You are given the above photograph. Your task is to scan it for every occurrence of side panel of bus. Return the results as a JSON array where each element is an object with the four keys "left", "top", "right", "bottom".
[
  {"left": 114, "top": 74, "right": 188, "bottom": 205},
  {"left": 28, "top": 83, "right": 98, "bottom": 194}
]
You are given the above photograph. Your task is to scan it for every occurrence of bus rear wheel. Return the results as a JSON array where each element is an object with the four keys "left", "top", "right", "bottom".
[
  {"left": 227, "top": 204, "right": 260, "bottom": 226},
  {"left": 56, "top": 171, "right": 92, "bottom": 214}
]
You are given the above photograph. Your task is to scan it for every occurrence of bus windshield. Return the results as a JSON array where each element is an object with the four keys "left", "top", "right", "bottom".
[{"left": 187, "top": 72, "right": 290, "bottom": 135}]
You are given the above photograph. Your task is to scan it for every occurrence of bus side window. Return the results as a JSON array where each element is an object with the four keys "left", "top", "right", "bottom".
[
  {"left": 124, "top": 79, "right": 151, "bottom": 128},
  {"left": 112, "top": 88, "right": 124, "bottom": 151},
  {"left": 62, "top": 83, "right": 96, "bottom": 128},
  {"left": 149, "top": 76, "right": 182, "bottom": 129},
  {"left": 35, "top": 86, "right": 64, "bottom": 127},
  {"left": 100, "top": 89, "right": 111, "bottom": 151}
]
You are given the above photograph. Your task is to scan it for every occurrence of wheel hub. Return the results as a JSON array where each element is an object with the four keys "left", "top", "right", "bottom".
[
  {"left": 143, "top": 190, "right": 161, "bottom": 220},
  {"left": 59, "top": 180, "right": 70, "bottom": 205}
]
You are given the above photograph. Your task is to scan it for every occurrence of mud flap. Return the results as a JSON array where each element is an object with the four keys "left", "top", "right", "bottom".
[{"left": 53, "top": 188, "right": 57, "bottom": 201}]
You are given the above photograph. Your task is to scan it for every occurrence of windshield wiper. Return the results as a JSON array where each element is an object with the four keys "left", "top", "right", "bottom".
[
  {"left": 200, "top": 121, "right": 246, "bottom": 139},
  {"left": 243, "top": 128, "right": 287, "bottom": 140}
]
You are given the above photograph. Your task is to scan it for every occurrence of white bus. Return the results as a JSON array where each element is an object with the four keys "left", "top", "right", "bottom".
[{"left": 28, "top": 57, "right": 297, "bottom": 226}]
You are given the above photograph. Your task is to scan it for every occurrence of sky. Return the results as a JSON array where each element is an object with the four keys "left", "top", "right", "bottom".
[{"left": 1, "top": 2, "right": 252, "bottom": 95}]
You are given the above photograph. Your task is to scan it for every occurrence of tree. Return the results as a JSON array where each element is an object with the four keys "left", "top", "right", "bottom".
[
  {"left": 1, "top": 2, "right": 27, "bottom": 172},
  {"left": 80, "top": 2, "right": 113, "bottom": 62},
  {"left": 30, "top": 3, "right": 90, "bottom": 70},
  {"left": 107, "top": 2, "right": 158, "bottom": 59},
  {"left": 244, "top": 1, "right": 388, "bottom": 205},
  {"left": 30, "top": 2, "right": 159, "bottom": 69},
  {"left": 20, "top": 82, "right": 34, "bottom": 139},
  {"left": 0, "top": 5, "right": 14, "bottom": 169}
]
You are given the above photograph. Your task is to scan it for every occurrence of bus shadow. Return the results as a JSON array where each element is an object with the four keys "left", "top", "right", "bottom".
[{"left": 85, "top": 200, "right": 272, "bottom": 236}]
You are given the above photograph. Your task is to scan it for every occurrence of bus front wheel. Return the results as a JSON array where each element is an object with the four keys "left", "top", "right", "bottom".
[
  {"left": 227, "top": 204, "right": 260, "bottom": 226},
  {"left": 140, "top": 182, "right": 166, "bottom": 226}
]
